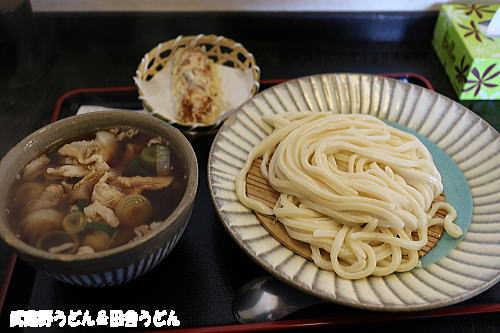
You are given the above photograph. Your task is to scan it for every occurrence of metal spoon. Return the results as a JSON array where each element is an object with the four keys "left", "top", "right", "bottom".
[{"left": 233, "top": 275, "right": 326, "bottom": 323}]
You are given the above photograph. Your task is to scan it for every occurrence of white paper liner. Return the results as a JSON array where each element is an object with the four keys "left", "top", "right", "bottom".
[
  {"left": 134, "top": 61, "right": 255, "bottom": 126},
  {"left": 76, "top": 106, "right": 144, "bottom": 115}
]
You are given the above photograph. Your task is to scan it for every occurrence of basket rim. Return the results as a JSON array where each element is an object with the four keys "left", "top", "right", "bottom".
[{"left": 134, "top": 34, "right": 261, "bottom": 131}]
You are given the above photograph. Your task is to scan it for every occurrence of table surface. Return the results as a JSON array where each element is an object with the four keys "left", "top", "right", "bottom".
[{"left": 0, "top": 11, "right": 499, "bottom": 332}]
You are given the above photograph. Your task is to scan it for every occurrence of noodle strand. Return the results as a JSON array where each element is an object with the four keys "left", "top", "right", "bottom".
[{"left": 236, "top": 113, "right": 462, "bottom": 279}]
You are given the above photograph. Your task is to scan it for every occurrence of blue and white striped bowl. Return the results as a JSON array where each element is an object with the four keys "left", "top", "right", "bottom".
[
  {"left": 0, "top": 111, "right": 198, "bottom": 287},
  {"left": 42, "top": 221, "right": 189, "bottom": 287}
]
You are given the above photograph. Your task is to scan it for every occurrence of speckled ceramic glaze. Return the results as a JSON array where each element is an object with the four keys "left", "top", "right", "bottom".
[
  {"left": 208, "top": 73, "right": 500, "bottom": 311},
  {"left": 0, "top": 111, "right": 198, "bottom": 287}
]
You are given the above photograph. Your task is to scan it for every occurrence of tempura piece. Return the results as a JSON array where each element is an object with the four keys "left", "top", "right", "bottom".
[{"left": 172, "top": 46, "right": 222, "bottom": 124}]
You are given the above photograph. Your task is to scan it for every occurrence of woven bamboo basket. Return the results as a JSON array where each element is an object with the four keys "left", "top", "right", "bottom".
[{"left": 134, "top": 34, "right": 260, "bottom": 136}]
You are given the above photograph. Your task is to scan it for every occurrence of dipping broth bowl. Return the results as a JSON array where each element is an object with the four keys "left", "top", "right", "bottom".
[{"left": 0, "top": 111, "right": 198, "bottom": 286}]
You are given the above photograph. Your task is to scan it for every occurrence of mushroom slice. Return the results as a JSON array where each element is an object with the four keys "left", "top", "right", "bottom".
[
  {"left": 70, "top": 169, "right": 105, "bottom": 203},
  {"left": 21, "top": 184, "right": 65, "bottom": 216},
  {"left": 14, "top": 182, "right": 46, "bottom": 206},
  {"left": 81, "top": 230, "right": 111, "bottom": 252},
  {"left": 22, "top": 154, "right": 50, "bottom": 180},
  {"left": 22, "top": 209, "right": 64, "bottom": 245}
]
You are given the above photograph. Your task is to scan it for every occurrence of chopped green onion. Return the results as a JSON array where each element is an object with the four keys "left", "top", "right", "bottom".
[
  {"left": 156, "top": 145, "right": 171, "bottom": 176},
  {"left": 125, "top": 157, "right": 149, "bottom": 176},
  {"left": 74, "top": 199, "right": 91, "bottom": 211},
  {"left": 62, "top": 211, "right": 87, "bottom": 234},
  {"left": 140, "top": 145, "right": 157, "bottom": 169},
  {"left": 85, "top": 222, "right": 116, "bottom": 235}
]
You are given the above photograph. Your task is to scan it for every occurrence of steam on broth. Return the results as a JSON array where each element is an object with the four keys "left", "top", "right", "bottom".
[{"left": 7, "top": 127, "right": 188, "bottom": 255}]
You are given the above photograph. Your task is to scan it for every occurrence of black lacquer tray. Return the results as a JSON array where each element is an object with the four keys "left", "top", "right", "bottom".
[{"left": 1, "top": 74, "right": 499, "bottom": 333}]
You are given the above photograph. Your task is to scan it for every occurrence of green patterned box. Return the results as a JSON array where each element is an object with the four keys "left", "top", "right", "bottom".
[{"left": 432, "top": 4, "right": 499, "bottom": 100}]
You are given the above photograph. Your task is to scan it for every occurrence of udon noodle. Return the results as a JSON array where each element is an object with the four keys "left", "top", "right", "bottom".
[{"left": 236, "top": 112, "right": 463, "bottom": 279}]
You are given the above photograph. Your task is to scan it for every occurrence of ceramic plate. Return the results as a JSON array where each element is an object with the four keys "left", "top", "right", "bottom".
[{"left": 208, "top": 73, "right": 500, "bottom": 311}]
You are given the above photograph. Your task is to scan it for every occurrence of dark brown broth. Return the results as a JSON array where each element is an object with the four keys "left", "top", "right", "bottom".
[
  {"left": 6, "top": 128, "right": 188, "bottom": 253},
  {"left": 114, "top": 131, "right": 188, "bottom": 222}
]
